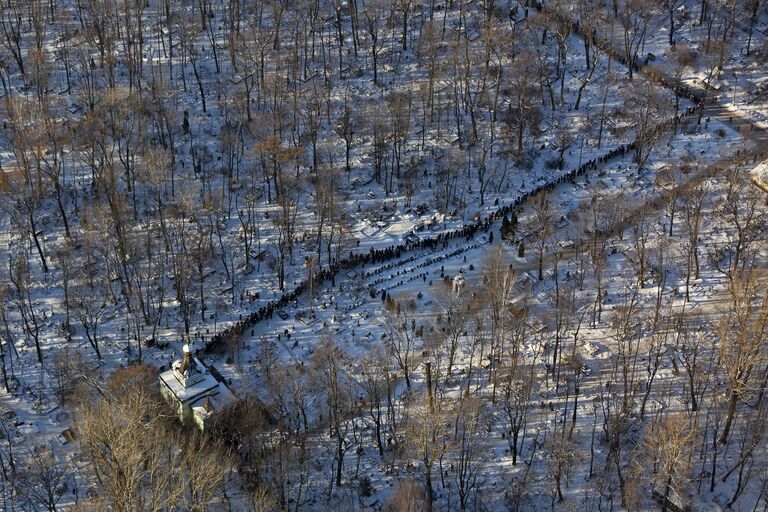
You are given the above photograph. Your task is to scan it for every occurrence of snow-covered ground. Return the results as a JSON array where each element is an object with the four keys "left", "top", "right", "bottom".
[{"left": 0, "top": 0, "right": 766, "bottom": 510}]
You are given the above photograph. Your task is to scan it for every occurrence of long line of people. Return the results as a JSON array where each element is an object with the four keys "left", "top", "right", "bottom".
[{"left": 203, "top": 97, "right": 703, "bottom": 353}]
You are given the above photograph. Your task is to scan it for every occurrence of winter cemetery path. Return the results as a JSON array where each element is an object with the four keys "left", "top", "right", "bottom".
[
  {"left": 365, "top": 91, "right": 767, "bottom": 309},
  {"left": 225, "top": 6, "right": 766, "bottom": 361}
]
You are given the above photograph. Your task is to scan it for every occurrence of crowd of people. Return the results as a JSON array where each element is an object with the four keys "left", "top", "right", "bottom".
[{"left": 203, "top": 84, "right": 704, "bottom": 354}]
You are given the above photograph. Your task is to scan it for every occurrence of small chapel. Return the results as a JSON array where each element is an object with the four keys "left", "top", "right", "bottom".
[{"left": 159, "top": 343, "right": 236, "bottom": 431}]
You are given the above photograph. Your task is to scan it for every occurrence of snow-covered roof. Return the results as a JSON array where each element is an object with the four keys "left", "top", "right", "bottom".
[
  {"left": 191, "top": 385, "right": 236, "bottom": 421},
  {"left": 159, "top": 357, "right": 221, "bottom": 404},
  {"left": 751, "top": 160, "right": 768, "bottom": 193}
]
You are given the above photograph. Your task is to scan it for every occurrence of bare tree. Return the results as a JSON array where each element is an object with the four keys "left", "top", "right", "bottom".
[
  {"left": 71, "top": 269, "right": 108, "bottom": 360},
  {"left": 621, "top": 77, "right": 671, "bottom": 169},
  {"left": 356, "top": 346, "right": 390, "bottom": 456},
  {"left": 385, "top": 477, "right": 429, "bottom": 512},
  {"left": 544, "top": 428, "right": 580, "bottom": 505},
  {"left": 714, "top": 166, "right": 765, "bottom": 277},
  {"left": 76, "top": 366, "right": 233, "bottom": 511},
  {"left": 529, "top": 191, "right": 554, "bottom": 282},
  {"left": 15, "top": 444, "right": 66, "bottom": 512},
  {"left": 716, "top": 269, "right": 767, "bottom": 445},
  {"left": 639, "top": 414, "right": 696, "bottom": 511},
  {"left": 8, "top": 256, "right": 43, "bottom": 365},
  {"left": 0, "top": 0, "right": 25, "bottom": 76},
  {"left": 683, "top": 182, "right": 707, "bottom": 301},
  {"left": 406, "top": 390, "right": 451, "bottom": 512},
  {"left": 311, "top": 338, "right": 354, "bottom": 488},
  {"left": 452, "top": 396, "right": 487, "bottom": 511},
  {"left": 384, "top": 304, "right": 418, "bottom": 390},
  {"left": 501, "top": 349, "right": 539, "bottom": 466},
  {"left": 482, "top": 245, "right": 518, "bottom": 402},
  {"left": 617, "top": 0, "right": 655, "bottom": 79},
  {"left": 503, "top": 51, "right": 540, "bottom": 163}
]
